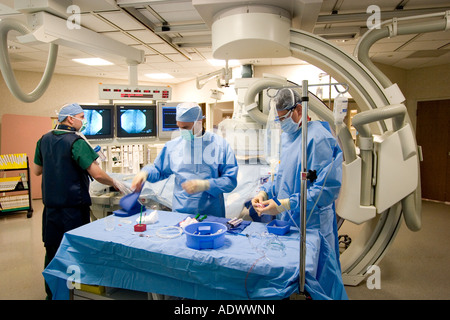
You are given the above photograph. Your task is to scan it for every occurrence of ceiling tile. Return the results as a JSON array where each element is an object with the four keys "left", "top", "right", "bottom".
[
  {"left": 377, "top": 34, "right": 417, "bottom": 44},
  {"left": 144, "top": 55, "right": 171, "bottom": 63},
  {"left": 150, "top": 43, "right": 180, "bottom": 54},
  {"left": 3, "top": 0, "right": 450, "bottom": 82},
  {"left": 11, "top": 51, "right": 52, "bottom": 62},
  {"left": 7, "top": 40, "right": 40, "bottom": 53},
  {"left": 416, "top": 51, "right": 450, "bottom": 67},
  {"left": 131, "top": 44, "right": 160, "bottom": 55},
  {"left": 102, "top": 31, "right": 141, "bottom": 45},
  {"left": 157, "top": 10, "right": 203, "bottom": 23},
  {"left": 11, "top": 61, "right": 47, "bottom": 69},
  {"left": 135, "top": 9, "right": 161, "bottom": 25},
  {"left": 370, "top": 42, "right": 411, "bottom": 53},
  {"left": 150, "top": 61, "right": 183, "bottom": 70},
  {"left": 419, "top": 31, "right": 450, "bottom": 41},
  {"left": 128, "top": 29, "right": 164, "bottom": 43},
  {"left": 370, "top": 51, "right": 411, "bottom": 65},
  {"left": 399, "top": 39, "right": 450, "bottom": 51},
  {"left": 164, "top": 53, "right": 191, "bottom": 62},
  {"left": 80, "top": 13, "right": 117, "bottom": 32},
  {"left": 98, "top": 11, "right": 145, "bottom": 30},
  {"left": 393, "top": 57, "right": 431, "bottom": 69}
]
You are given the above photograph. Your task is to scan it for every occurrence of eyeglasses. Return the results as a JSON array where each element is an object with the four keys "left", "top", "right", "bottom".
[{"left": 276, "top": 109, "right": 293, "bottom": 122}]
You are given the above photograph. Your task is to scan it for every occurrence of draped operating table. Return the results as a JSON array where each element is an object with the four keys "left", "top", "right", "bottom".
[{"left": 43, "top": 210, "right": 345, "bottom": 300}]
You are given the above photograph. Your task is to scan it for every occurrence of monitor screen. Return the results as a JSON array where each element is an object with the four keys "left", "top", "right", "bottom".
[
  {"left": 80, "top": 105, "right": 114, "bottom": 139},
  {"left": 161, "top": 106, "right": 178, "bottom": 132},
  {"left": 158, "top": 101, "right": 181, "bottom": 139},
  {"left": 116, "top": 104, "right": 157, "bottom": 138}
]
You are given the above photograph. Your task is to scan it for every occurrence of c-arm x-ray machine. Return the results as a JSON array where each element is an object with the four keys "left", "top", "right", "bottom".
[{"left": 196, "top": 1, "right": 448, "bottom": 287}]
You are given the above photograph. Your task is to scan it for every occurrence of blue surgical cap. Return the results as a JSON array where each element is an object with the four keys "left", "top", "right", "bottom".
[
  {"left": 58, "top": 103, "right": 84, "bottom": 122},
  {"left": 176, "top": 102, "right": 204, "bottom": 122},
  {"left": 274, "top": 88, "right": 301, "bottom": 111}
]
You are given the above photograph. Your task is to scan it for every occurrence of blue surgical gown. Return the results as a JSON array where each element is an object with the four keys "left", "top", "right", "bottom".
[
  {"left": 261, "top": 121, "right": 343, "bottom": 262},
  {"left": 142, "top": 131, "right": 238, "bottom": 217}
]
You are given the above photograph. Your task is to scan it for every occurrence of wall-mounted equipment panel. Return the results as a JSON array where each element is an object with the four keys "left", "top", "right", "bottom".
[{"left": 99, "top": 84, "right": 172, "bottom": 101}]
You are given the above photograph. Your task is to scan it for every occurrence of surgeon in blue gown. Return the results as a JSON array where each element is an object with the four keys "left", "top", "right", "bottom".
[
  {"left": 252, "top": 88, "right": 347, "bottom": 300},
  {"left": 132, "top": 102, "right": 238, "bottom": 217}
]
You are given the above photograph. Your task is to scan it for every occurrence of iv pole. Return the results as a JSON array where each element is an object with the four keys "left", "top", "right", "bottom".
[
  {"left": 299, "top": 80, "right": 309, "bottom": 295},
  {"left": 297, "top": 79, "right": 349, "bottom": 297},
  {"left": 268, "top": 80, "right": 349, "bottom": 298}
]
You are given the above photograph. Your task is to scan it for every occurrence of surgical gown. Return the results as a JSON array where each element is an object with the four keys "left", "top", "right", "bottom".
[
  {"left": 142, "top": 131, "right": 238, "bottom": 217},
  {"left": 261, "top": 121, "right": 347, "bottom": 299}
]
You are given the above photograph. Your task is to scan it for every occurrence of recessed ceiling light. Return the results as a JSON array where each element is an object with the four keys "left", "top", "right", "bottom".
[
  {"left": 145, "top": 73, "right": 174, "bottom": 79},
  {"left": 72, "top": 58, "right": 114, "bottom": 66}
]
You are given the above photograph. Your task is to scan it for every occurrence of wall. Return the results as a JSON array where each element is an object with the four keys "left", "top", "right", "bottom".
[
  {"left": 0, "top": 70, "right": 164, "bottom": 120},
  {"left": 2, "top": 62, "right": 449, "bottom": 141},
  {"left": 171, "top": 74, "right": 237, "bottom": 106},
  {"left": 0, "top": 70, "right": 164, "bottom": 150},
  {"left": 1, "top": 114, "right": 53, "bottom": 199},
  {"left": 405, "top": 63, "right": 450, "bottom": 130},
  {"left": 361, "top": 62, "right": 450, "bottom": 132},
  {"left": 171, "top": 62, "right": 450, "bottom": 133}
]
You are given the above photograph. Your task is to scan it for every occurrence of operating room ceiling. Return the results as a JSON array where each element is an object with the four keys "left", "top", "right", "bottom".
[{"left": 1, "top": 0, "right": 449, "bottom": 84}]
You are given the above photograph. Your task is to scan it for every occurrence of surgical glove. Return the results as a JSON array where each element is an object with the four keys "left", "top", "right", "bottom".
[
  {"left": 112, "top": 178, "right": 129, "bottom": 194},
  {"left": 131, "top": 170, "right": 149, "bottom": 192},
  {"left": 255, "top": 198, "right": 290, "bottom": 216},
  {"left": 251, "top": 191, "right": 268, "bottom": 209},
  {"left": 182, "top": 179, "right": 210, "bottom": 194}
]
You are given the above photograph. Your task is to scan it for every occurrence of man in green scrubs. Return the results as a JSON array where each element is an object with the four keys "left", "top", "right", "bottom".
[{"left": 33, "top": 103, "right": 122, "bottom": 299}]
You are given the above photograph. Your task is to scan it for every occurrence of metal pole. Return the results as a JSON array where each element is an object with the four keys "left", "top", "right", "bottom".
[{"left": 299, "top": 80, "right": 309, "bottom": 294}]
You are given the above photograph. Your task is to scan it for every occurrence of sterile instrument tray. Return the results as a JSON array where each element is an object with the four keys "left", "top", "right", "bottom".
[
  {"left": 184, "top": 222, "right": 227, "bottom": 250},
  {"left": 267, "top": 220, "right": 290, "bottom": 235}
]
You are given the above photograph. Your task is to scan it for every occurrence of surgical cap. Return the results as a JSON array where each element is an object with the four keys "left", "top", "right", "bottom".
[
  {"left": 273, "top": 88, "right": 301, "bottom": 111},
  {"left": 176, "top": 102, "right": 204, "bottom": 122},
  {"left": 58, "top": 103, "right": 84, "bottom": 122}
]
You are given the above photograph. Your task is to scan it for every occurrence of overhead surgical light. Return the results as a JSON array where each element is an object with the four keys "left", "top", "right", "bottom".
[{"left": 211, "top": 5, "right": 291, "bottom": 60}]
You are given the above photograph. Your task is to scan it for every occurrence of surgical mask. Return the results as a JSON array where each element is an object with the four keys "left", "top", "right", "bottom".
[
  {"left": 180, "top": 121, "right": 202, "bottom": 141},
  {"left": 180, "top": 128, "right": 194, "bottom": 141},
  {"left": 280, "top": 115, "right": 301, "bottom": 133},
  {"left": 71, "top": 116, "right": 87, "bottom": 132}
]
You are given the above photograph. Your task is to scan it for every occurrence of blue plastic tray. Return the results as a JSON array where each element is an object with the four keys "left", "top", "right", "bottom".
[
  {"left": 267, "top": 219, "right": 290, "bottom": 235},
  {"left": 184, "top": 222, "right": 227, "bottom": 250}
]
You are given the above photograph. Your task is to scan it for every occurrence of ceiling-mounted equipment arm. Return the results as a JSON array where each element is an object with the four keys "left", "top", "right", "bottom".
[
  {"left": 355, "top": 10, "right": 450, "bottom": 89},
  {"left": 20, "top": 12, "right": 145, "bottom": 65},
  {"left": 0, "top": 11, "right": 145, "bottom": 103},
  {"left": 243, "top": 77, "right": 289, "bottom": 125},
  {"left": 0, "top": 18, "right": 58, "bottom": 103},
  {"left": 196, "top": 64, "right": 232, "bottom": 90}
]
